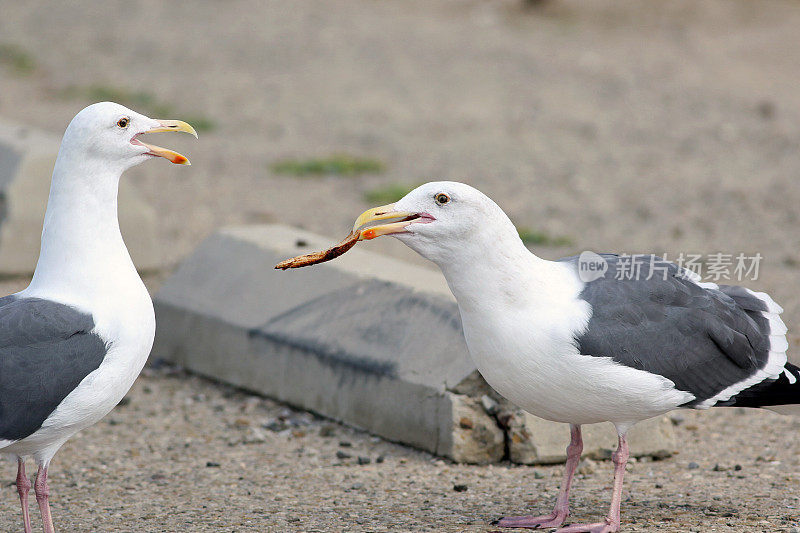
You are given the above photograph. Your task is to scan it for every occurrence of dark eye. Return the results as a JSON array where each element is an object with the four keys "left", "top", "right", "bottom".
[
  {"left": 117, "top": 117, "right": 130, "bottom": 128},
  {"left": 435, "top": 193, "right": 450, "bottom": 205}
]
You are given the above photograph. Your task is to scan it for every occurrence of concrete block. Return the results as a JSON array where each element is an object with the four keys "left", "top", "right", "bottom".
[
  {"left": 0, "top": 118, "right": 161, "bottom": 274},
  {"left": 442, "top": 392, "right": 505, "bottom": 464},
  {"left": 153, "top": 224, "right": 676, "bottom": 463}
]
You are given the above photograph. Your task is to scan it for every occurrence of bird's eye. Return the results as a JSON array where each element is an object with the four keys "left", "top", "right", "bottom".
[
  {"left": 435, "top": 193, "right": 450, "bottom": 205},
  {"left": 117, "top": 117, "right": 130, "bottom": 128}
]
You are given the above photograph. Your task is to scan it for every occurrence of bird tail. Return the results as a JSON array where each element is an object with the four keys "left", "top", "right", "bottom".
[
  {"left": 724, "top": 363, "right": 800, "bottom": 413},
  {"left": 706, "top": 285, "right": 795, "bottom": 411}
]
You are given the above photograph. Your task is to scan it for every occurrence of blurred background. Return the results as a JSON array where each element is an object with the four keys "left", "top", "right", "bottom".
[
  {"left": 1, "top": 1, "right": 800, "bottom": 531},
  {"left": 3, "top": 1, "right": 800, "bottom": 296}
]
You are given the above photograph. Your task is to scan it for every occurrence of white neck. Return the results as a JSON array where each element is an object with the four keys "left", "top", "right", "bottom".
[
  {"left": 24, "top": 151, "right": 140, "bottom": 307},
  {"left": 433, "top": 231, "right": 555, "bottom": 314}
]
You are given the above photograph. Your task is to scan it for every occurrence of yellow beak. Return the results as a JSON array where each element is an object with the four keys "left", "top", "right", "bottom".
[
  {"left": 137, "top": 120, "right": 198, "bottom": 165},
  {"left": 353, "top": 202, "right": 419, "bottom": 240}
]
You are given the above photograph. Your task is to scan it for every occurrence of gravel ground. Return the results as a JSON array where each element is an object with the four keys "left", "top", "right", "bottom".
[
  {"left": 1, "top": 365, "right": 798, "bottom": 533},
  {"left": 1, "top": 0, "right": 800, "bottom": 531}
]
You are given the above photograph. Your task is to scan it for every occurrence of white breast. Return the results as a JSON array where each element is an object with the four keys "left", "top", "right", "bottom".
[{"left": 456, "top": 261, "right": 693, "bottom": 430}]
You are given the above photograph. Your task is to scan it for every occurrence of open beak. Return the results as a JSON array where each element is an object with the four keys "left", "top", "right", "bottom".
[
  {"left": 134, "top": 120, "right": 198, "bottom": 165},
  {"left": 353, "top": 203, "right": 421, "bottom": 240}
]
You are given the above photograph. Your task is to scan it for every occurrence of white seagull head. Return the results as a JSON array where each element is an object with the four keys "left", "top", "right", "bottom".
[
  {"left": 60, "top": 101, "right": 197, "bottom": 172},
  {"left": 353, "top": 181, "right": 523, "bottom": 265}
]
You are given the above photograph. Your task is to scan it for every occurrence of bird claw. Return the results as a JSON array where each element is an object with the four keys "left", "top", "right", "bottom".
[
  {"left": 553, "top": 520, "right": 619, "bottom": 533},
  {"left": 493, "top": 511, "right": 568, "bottom": 529}
]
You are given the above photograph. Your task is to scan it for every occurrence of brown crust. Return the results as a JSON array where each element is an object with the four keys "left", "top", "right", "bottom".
[{"left": 274, "top": 231, "right": 361, "bottom": 270}]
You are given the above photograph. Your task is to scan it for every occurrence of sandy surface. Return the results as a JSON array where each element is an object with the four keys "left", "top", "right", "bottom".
[
  {"left": 0, "top": 366, "right": 797, "bottom": 533},
  {"left": 1, "top": 0, "right": 800, "bottom": 531}
]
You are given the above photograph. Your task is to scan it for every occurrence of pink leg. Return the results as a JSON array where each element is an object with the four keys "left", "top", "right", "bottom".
[
  {"left": 34, "top": 464, "right": 55, "bottom": 533},
  {"left": 495, "top": 424, "right": 583, "bottom": 529},
  {"left": 553, "top": 433, "right": 629, "bottom": 533},
  {"left": 16, "top": 458, "right": 33, "bottom": 533}
]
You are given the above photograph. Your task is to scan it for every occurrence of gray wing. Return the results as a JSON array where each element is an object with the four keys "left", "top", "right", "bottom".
[
  {"left": 0, "top": 295, "right": 108, "bottom": 441},
  {"left": 561, "top": 255, "right": 773, "bottom": 406}
]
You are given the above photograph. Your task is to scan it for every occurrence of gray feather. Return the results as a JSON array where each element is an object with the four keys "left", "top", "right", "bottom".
[
  {"left": 0, "top": 295, "right": 107, "bottom": 441},
  {"left": 560, "top": 255, "right": 772, "bottom": 406}
]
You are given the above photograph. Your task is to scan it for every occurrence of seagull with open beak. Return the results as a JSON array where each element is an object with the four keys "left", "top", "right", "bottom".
[
  {"left": 0, "top": 102, "right": 195, "bottom": 533},
  {"left": 130, "top": 118, "right": 197, "bottom": 164}
]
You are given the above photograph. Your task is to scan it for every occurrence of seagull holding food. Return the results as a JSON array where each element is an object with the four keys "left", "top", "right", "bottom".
[
  {"left": 0, "top": 102, "right": 195, "bottom": 533},
  {"left": 283, "top": 181, "right": 798, "bottom": 532}
]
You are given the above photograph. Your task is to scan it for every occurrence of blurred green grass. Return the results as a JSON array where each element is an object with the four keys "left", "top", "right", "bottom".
[
  {"left": 273, "top": 155, "right": 385, "bottom": 177},
  {"left": 0, "top": 43, "right": 36, "bottom": 74}
]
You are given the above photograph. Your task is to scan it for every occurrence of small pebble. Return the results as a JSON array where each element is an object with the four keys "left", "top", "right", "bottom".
[
  {"left": 481, "top": 395, "right": 499, "bottom": 415},
  {"left": 376, "top": 455, "right": 385, "bottom": 463},
  {"left": 734, "top": 464, "right": 742, "bottom": 471},
  {"left": 687, "top": 462, "right": 699, "bottom": 470},
  {"left": 205, "top": 462, "right": 220, "bottom": 468},
  {"left": 289, "top": 415, "right": 312, "bottom": 427},
  {"left": 533, "top": 470, "right": 544, "bottom": 479},
  {"left": 669, "top": 414, "right": 685, "bottom": 426},
  {"left": 336, "top": 451, "right": 351, "bottom": 460},
  {"left": 339, "top": 441, "right": 352, "bottom": 447},
  {"left": 357, "top": 456, "right": 371, "bottom": 465},
  {"left": 263, "top": 420, "right": 284, "bottom": 432},
  {"left": 453, "top": 484, "right": 468, "bottom": 492}
]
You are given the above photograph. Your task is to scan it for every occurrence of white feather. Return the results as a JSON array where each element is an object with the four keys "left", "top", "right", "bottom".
[
  {"left": 746, "top": 289, "right": 783, "bottom": 314},
  {"left": 763, "top": 312, "right": 787, "bottom": 335}
]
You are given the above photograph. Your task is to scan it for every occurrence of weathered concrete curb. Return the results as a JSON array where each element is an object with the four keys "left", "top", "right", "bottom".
[
  {"left": 0, "top": 118, "right": 161, "bottom": 273},
  {"left": 153, "top": 224, "right": 675, "bottom": 463}
]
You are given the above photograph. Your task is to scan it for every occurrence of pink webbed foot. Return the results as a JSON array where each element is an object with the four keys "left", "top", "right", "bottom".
[
  {"left": 494, "top": 425, "right": 583, "bottom": 529},
  {"left": 494, "top": 510, "right": 568, "bottom": 528},
  {"left": 553, "top": 519, "right": 619, "bottom": 533}
]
